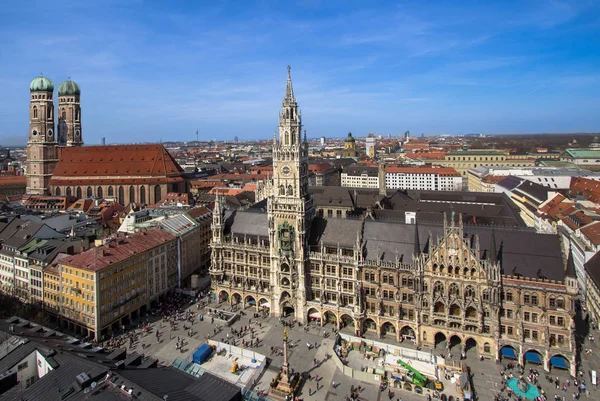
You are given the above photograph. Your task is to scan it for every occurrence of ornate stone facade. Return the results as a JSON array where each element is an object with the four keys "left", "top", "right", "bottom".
[{"left": 210, "top": 67, "right": 578, "bottom": 375}]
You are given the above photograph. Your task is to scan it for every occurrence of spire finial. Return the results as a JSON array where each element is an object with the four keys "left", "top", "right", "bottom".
[
  {"left": 414, "top": 218, "right": 421, "bottom": 256},
  {"left": 489, "top": 228, "right": 497, "bottom": 264},
  {"left": 284, "top": 65, "right": 295, "bottom": 104}
]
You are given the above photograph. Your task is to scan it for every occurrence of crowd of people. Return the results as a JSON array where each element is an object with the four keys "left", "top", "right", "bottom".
[{"left": 494, "top": 364, "right": 593, "bottom": 401}]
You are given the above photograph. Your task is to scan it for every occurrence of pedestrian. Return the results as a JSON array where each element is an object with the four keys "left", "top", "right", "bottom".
[
  {"left": 332, "top": 380, "right": 336, "bottom": 388},
  {"left": 308, "top": 388, "right": 312, "bottom": 396}
]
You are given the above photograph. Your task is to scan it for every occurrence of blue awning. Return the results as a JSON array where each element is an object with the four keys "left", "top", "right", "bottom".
[
  {"left": 525, "top": 351, "right": 542, "bottom": 364},
  {"left": 550, "top": 355, "right": 568, "bottom": 369},
  {"left": 501, "top": 347, "right": 517, "bottom": 359}
]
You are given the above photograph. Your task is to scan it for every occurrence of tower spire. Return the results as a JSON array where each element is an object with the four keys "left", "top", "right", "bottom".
[
  {"left": 489, "top": 228, "right": 497, "bottom": 263},
  {"left": 414, "top": 219, "right": 421, "bottom": 256},
  {"left": 284, "top": 65, "right": 295, "bottom": 105}
]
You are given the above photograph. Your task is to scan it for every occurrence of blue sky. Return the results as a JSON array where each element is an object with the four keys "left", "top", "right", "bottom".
[{"left": 1, "top": 0, "right": 600, "bottom": 145}]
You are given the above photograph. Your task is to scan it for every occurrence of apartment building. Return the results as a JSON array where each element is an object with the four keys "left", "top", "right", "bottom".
[
  {"left": 0, "top": 218, "right": 65, "bottom": 299},
  {"left": 341, "top": 166, "right": 379, "bottom": 188},
  {"left": 56, "top": 228, "right": 176, "bottom": 340},
  {"left": 385, "top": 166, "right": 462, "bottom": 191}
]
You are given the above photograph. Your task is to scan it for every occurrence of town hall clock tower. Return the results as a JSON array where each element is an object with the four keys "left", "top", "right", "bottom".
[{"left": 268, "top": 66, "right": 314, "bottom": 321}]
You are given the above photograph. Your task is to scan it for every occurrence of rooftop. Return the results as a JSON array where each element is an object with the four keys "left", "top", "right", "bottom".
[
  {"left": 61, "top": 228, "right": 175, "bottom": 271},
  {"left": 50, "top": 145, "right": 184, "bottom": 184},
  {"left": 580, "top": 221, "right": 600, "bottom": 246},
  {"left": 563, "top": 149, "right": 600, "bottom": 158}
]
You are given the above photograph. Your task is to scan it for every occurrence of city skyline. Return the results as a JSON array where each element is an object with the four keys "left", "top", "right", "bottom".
[{"left": 1, "top": 1, "right": 600, "bottom": 146}]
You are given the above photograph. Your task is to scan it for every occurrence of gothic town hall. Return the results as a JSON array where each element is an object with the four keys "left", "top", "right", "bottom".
[{"left": 210, "top": 67, "right": 579, "bottom": 375}]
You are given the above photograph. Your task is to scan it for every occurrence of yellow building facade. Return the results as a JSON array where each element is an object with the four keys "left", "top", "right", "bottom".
[
  {"left": 43, "top": 265, "right": 61, "bottom": 316},
  {"left": 440, "top": 150, "right": 535, "bottom": 177},
  {"left": 57, "top": 228, "right": 175, "bottom": 340}
]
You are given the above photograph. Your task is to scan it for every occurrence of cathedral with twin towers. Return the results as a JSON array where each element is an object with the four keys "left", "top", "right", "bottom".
[{"left": 24, "top": 75, "right": 187, "bottom": 203}]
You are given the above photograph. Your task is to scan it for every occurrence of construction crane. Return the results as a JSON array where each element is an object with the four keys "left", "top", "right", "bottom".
[{"left": 396, "top": 359, "right": 429, "bottom": 387}]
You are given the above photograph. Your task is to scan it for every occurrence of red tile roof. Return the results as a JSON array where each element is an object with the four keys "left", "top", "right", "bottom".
[
  {"left": 61, "top": 228, "right": 175, "bottom": 271},
  {"left": 569, "top": 177, "right": 600, "bottom": 204},
  {"left": 581, "top": 221, "right": 600, "bottom": 246},
  {"left": 309, "top": 163, "right": 333, "bottom": 173},
  {"left": 50, "top": 145, "right": 184, "bottom": 185},
  {"left": 482, "top": 175, "right": 508, "bottom": 184},
  {"left": 539, "top": 194, "right": 567, "bottom": 214},
  {"left": 0, "top": 175, "right": 26, "bottom": 185},
  {"left": 209, "top": 187, "right": 245, "bottom": 195},
  {"left": 187, "top": 206, "right": 211, "bottom": 220},
  {"left": 561, "top": 210, "right": 594, "bottom": 231}
]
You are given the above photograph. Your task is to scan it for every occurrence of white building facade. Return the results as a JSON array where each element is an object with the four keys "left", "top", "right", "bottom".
[
  {"left": 341, "top": 166, "right": 379, "bottom": 188},
  {"left": 386, "top": 167, "right": 462, "bottom": 191}
]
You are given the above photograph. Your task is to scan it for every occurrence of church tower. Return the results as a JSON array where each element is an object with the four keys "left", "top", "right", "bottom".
[
  {"left": 268, "top": 66, "right": 314, "bottom": 321},
  {"left": 57, "top": 78, "right": 83, "bottom": 146},
  {"left": 26, "top": 75, "right": 58, "bottom": 195}
]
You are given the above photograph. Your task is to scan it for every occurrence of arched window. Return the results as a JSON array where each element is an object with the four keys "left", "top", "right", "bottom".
[
  {"left": 47, "top": 129, "right": 53, "bottom": 140},
  {"left": 61, "top": 108, "right": 66, "bottom": 119},
  {"left": 33, "top": 106, "right": 38, "bottom": 118},
  {"left": 140, "top": 186, "right": 146, "bottom": 204},
  {"left": 129, "top": 186, "right": 135, "bottom": 203},
  {"left": 449, "top": 283, "right": 460, "bottom": 297},
  {"left": 75, "top": 109, "right": 80, "bottom": 121},
  {"left": 107, "top": 186, "right": 114, "bottom": 197},
  {"left": 465, "top": 285, "right": 475, "bottom": 299},
  {"left": 55, "top": 187, "right": 61, "bottom": 196},
  {"left": 97, "top": 187, "right": 103, "bottom": 199},
  {"left": 556, "top": 297, "right": 565, "bottom": 309},
  {"left": 66, "top": 187, "right": 72, "bottom": 197},
  {"left": 76, "top": 187, "right": 82, "bottom": 199},
  {"left": 86, "top": 186, "right": 92, "bottom": 197},
  {"left": 482, "top": 289, "right": 490, "bottom": 301},
  {"left": 279, "top": 185, "right": 285, "bottom": 195},
  {"left": 118, "top": 186, "right": 125, "bottom": 205},
  {"left": 287, "top": 185, "right": 293, "bottom": 196},
  {"left": 154, "top": 185, "right": 161, "bottom": 204},
  {"left": 433, "top": 281, "right": 444, "bottom": 295}
]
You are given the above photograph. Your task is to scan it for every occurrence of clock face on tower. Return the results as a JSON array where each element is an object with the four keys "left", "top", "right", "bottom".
[{"left": 281, "top": 165, "right": 291, "bottom": 176}]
